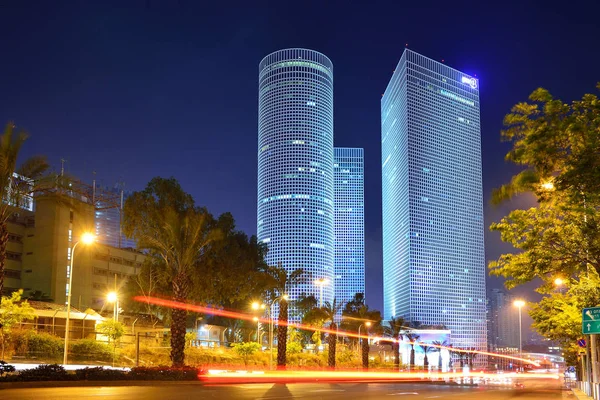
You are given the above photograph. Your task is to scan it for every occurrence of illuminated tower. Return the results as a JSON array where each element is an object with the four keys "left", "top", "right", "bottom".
[
  {"left": 381, "top": 49, "right": 487, "bottom": 350},
  {"left": 257, "top": 49, "right": 334, "bottom": 306}
]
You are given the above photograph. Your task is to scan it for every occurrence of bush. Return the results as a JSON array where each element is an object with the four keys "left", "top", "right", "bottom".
[
  {"left": 71, "top": 339, "right": 113, "bottom": 362},
  {"left": 11, "top": 330, "right": 63, "bottom": 361},
  {"left": 128, "top": 366, "right": 200, "bottom": 381},
  {"left": 16, "top": 364, "right": 70, "bottom": 381},
  {"left": 74, "top": 367, "right": 128, "bottom": 381},
  {"left": 0, "top": 360, "right": 15, "bottom": 377},
  {"left": 287, "top": 352, "right": 323, "bottom": 368}
]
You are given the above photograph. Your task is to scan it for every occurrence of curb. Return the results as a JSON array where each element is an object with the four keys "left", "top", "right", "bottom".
[
  {"left": 572, "top": 388, "right": 595, "bottom": 400},
  {"left": 0, "top": 380, "right": 204, "bottom": 390}
]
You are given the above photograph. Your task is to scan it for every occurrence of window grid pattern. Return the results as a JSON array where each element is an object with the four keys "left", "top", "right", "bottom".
[
  {"left": 257, "top": 49, "right": 335, "bottom": 310},
  {"left": 334, "top": 147, "right": 365, "bottom": 308},
  {"left": 381, "top": 49, "right": 487, "bottom": 351}
]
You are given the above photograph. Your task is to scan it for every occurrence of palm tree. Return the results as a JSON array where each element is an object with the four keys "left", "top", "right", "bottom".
[
  {"left": 123, "top": 177, "right": 218, "bottom": 366},
  {"left": 320, "top": 299, "right": 342, "bottom": 368},
  {"left": 341, "top": 295, "right": 381, "bottom": 371},
  {"left": 383, "top": 316, "right": 405, "bottom": 371},
  {"left": 264, "top": 264, "right": 304, "bottom": 369},
  {"left": 404, "top": 331, "right": 420, "bottom": 370},
  {"left": 464, "top": 347, "right": 478, "bottom": 369},
  {"left": 420, "top": 342, "right": 436, "bottom": 370},
  {"left": 432, "top": 340, "right": 449, "bottom": 371},
  {"left": 0, "top": 123, "right": 49, "bottom": 295}
]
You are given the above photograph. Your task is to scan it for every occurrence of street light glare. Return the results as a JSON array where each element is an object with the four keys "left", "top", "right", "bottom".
[
  {"left": 251, "top": 302, "right": 260, "bottom": 310},
  {"left": 366, "top": 321, "right": 372, "bottom": 327},
  {"left": 282, "top": 294, "right": 289, "bottom": 301},
  {"left": 107, "top": 291, "right": 118, "bottom": 303},
  {"left": 314, "top": 278, "right": 328, "bottom": 286},
  {"left": 514, "top": 300, "right": 525, "bottom": 308},
  {"left": 541, "top": 181, "right": 555, "bottom": 191},
  {"left": 554, "top": 278, "right": 564, "bottom": 286},
  {"left": 81, "top": 232, "right": 95, "bottom": 244},
  {"left": 253, "top": 316, "right": 259, "bottom": 321}
]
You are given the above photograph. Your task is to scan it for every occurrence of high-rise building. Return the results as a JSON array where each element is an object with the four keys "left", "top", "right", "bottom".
[
  {"left": 381, "top": 49, "right": 487, "bottom": 350},
  {"left": 257, "top": 48, "right": 335, "bottom": 306},
  {"left": 333, "top": 147, "right": 365, "bottom": 308},
  {"left": 94, "top": 186, "right": 136, "bottom": 249}
]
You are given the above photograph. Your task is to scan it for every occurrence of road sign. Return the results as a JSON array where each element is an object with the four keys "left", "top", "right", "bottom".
[
  {"left": 577, "top": 338, "right": 586, "bottom": 348},
  {"left": 582, "top": 307, "right": 600, "bottom": 334}
]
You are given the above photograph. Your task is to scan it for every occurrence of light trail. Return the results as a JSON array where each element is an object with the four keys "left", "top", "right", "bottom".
[{"left": 134, "top": 295, "right": 540, "bottom": 366}]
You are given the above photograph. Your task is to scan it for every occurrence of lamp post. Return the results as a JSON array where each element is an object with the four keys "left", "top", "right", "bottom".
[
  {"left": 514, "top": 299, "right": 525, "bottom": 372},
  {"left": 63, "top": 232, "right": 95, "bottom": 366},
  {"left": 358, "top": 321, "right": 372, "bottom": 351},
  {"left": 107, "top": 291, "right": 119, "bottom": 321},
  {"left": 314, "top": 278, "right": 328, "bottom": 307},
  {"left": 268, "top": 294, "right": 288, "bottom": 371}
]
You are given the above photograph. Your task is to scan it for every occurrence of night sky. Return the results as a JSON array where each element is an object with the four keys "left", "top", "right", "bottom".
[{"left": 2, "top": 1, "right": 599, "bottom": 319}]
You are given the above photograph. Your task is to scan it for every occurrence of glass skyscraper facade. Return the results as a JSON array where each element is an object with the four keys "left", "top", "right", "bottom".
[
  {"left": 334, "top": 147, "right": 365, "bottom": 307},
  {"left": 94, "top": 186, "right": 136, "bottom": 249},
  {"left": 257, "top": 48, "right": 335, "bottom": 306},
  {"left": 381, "top": 49, "right": 487, "bottom": 350}
]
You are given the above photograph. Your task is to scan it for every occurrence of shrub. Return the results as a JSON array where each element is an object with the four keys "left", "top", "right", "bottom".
[
  {"left": 287, "top": 352, "right": 323, "bottom": 368},
  {"left": 287, "top": 342, "right": 303, "bottom": 355},
  {"left": 71, "top": 339, "right": 113, "bottom": 362},
  {"left": 232, "top": 342, "right": 261, "bottom": 366},
  {"left": 74, "top": 367, "right": 128, "bottom": 381},
  {"left": 128, "top": 366, "right": 200, "bottom": 381},
  {"left": 0, "top": 360, "right": 15, "bottom": 377},
  {"left": 10, "top": 330, "right": 63, "bottom": 361},
  {"left": 16, "top": 364, "right": 70, "bottom": 381}
]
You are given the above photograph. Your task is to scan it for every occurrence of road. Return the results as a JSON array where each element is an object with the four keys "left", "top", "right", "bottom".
[{"left": 0, "top": 378, "right": 575, "bottom": 399}]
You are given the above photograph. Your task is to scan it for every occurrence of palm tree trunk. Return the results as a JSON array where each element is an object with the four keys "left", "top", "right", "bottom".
[
  {"left": 394, "top": 342, "right": 400, "bottom": 371},
  {"left": 438, "top": 351, "right": 442, "bottom": 370},
  {"left": 327, "top": 322, "right": 336, "bottom": 369},
  {"left": 277, "top": 300, "right": 288, "bottom": 369},
  {"left": 0, "top": 222, "right": 8, "bottom": 296},
  {"left": 410, "top": 347, "right": 415, "bottom": 371},
  {"left": 424, "top": 352, "right": 429, "bottom": 369},
  {"left": 361, "top": 337, "right": 369, "bottom": 370},
  {"left": 170, "top": 273, "right": 188, "bottom": 367}
]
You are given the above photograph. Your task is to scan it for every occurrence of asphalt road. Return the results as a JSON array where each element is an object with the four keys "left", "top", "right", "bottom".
[{"left": 0, "top": 378, "right": 575, "bottom": 399}]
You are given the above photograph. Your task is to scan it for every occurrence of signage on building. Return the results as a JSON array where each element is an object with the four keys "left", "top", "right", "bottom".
[{"left": 461, "top": 76, "right": 478, "bottom": 89}]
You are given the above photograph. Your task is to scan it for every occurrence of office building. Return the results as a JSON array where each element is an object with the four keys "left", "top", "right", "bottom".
[
  {"left": 381, "top": 49, "right": 487, "bottom": 350},
  {"left": 333, "top": 147, "right": 365, "bottom": 307},
  {"left": 257, "top": 48, "right": 335, "bottom": 306},
  {"left": 94, "top": 185, "right": 136, "bottom": 249}
]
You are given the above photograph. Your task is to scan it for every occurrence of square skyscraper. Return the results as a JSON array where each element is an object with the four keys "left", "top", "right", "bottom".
[
  {"left": 334, "top": 147, "right": 365, "bottom": 308},
  {"left": 381, "top": 49, "right": 487, "bottom": 350}
]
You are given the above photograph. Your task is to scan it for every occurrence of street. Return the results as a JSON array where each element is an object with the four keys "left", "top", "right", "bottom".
[{"left": 0, "top": 378, "right": 575, "bottom": 399}]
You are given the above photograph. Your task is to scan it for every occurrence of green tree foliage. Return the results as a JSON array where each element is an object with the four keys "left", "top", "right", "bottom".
[
  {"left": 97, "top": 319, "right": 125, "bottom": 366},
  {"left": 490, "top": 83, "right": 600, "bottom": 351},
  {"left": 340, "top": 293, "right": 381, "bottom": 370},
  {"left": 123, "top": 177, "right": 218, "bottom": 367},
  {"left": 232, "top": 342, "right": 261, "bottom": 366},
  {"left": 305, "top": 299, "right": 342, "bottom": 368},
  {"left": 0, "top": 123, "right": 49, "bottom": 295},
  {"left": 0, "top": 289, "right": 34, "bottom": 359}
]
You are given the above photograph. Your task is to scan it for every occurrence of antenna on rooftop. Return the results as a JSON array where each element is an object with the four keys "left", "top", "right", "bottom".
[{"left": 60, "top": 158, "right": 67, "bottom": 176}]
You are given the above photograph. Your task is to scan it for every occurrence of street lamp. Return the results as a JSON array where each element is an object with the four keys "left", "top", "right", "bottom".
[
  {"left": 63, "top": 232, "right": 95, "bottom": 366},
  {"left": 554, "top": 278, "right": 564, "bottom": 286},
  {"left": 541, "top": 181, "right": 555, "bottom": 191},
  {"left": 358, "top": 321, "right": 372, "bottom": 350},
  {"left": 253, "top": 316, "right": 260, "bottom": 344},
  {"left": 107, "top": 291, "right": 119, "bottom": 321},
  {"left": 269, "top": 294, "right": 288, "bottom": 370},
  {"left": 514, "top": 299, "right": 525, "bottom": 371},
  {"left": 314, "top": 278, "right": 329, "bottom": 307}
]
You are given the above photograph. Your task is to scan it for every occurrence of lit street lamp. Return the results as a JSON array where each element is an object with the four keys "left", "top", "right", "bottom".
[
  {"left": 514, "top": 299, "right": 525, "bottom": 371},
  {"left": 358, "top": 321, "right": 372, "bottom": 351},
  {"left": 107, "top": 291, "right": 119, "bottom": 321},
  {"left": 63, "top": 232, "right": 95, "bottom": 366},
  {"left": 314, "top": 278, "right": 329, "bottom": 307}
]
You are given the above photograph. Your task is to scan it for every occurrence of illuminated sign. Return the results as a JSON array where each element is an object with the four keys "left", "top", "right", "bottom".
[{"left": 461, "top": 76, "right": 478, "bottom": 89}]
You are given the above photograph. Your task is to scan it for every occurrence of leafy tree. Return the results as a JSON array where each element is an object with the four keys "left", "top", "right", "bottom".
[
  {"left": 232, "top": 342, "right": 261, "bottom": 367},
  {"left": 123, "top": 177, "right": 218, "bottom": 366},
  {"left": 263, "top": 265, "right": 304, "bottom": 369},
  {"left": 0, "top": 123, "right": 49, "bottom": 295},
  {"left": 489, "top": 84, "right": 600, "bottom": 368},
  {"left": 0, "top": 289, "right": 34, "bottom": 359},
  {"left": 341, "top": 293, "right": 381, "bottom": 370},
  {"left": 97, "top": 319, "right": 125, "bottom": 366},
  {"left": 383, "top": 316, "right": 405, "bottom": 371}
]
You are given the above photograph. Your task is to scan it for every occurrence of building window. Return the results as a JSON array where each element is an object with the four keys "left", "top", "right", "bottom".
[{"left": 6, "top": 251, "right": 22, "bottom": 261}]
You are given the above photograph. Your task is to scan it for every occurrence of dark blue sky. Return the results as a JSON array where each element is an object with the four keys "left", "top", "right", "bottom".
[{"left": 2, "top": 0, "right": 599, "bottom": 313}]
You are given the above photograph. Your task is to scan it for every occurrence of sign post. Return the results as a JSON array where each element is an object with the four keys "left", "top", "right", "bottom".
[{"left": 582, "top": 308, "right": 600, "bottom": 334}]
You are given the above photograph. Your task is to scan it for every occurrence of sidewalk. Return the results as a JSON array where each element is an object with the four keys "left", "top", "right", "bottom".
[{"left": 572, "top": 387, "right": 595, "bottom": 400}]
